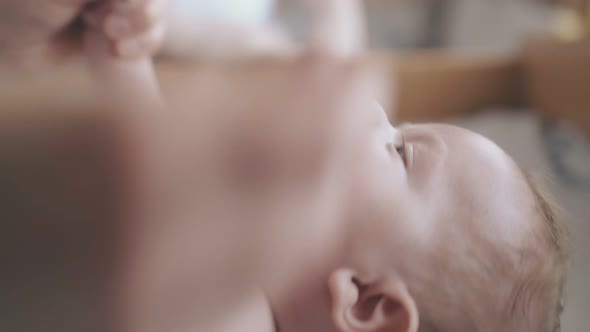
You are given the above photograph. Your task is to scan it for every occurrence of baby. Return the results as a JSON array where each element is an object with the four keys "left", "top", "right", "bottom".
[
  {"left": 259, "top": 104, "right": 568, "bottom": 332},
  {"left": 187, "top": 102, "right": 568, "bottom": 332}
]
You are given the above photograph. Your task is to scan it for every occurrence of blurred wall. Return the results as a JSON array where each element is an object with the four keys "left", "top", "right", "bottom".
[{"left": 277, "top": 0, "right": 560, "bottom": 50}]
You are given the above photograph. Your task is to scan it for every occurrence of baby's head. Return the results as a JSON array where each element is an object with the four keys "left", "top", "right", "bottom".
[{"left": 269, "top": 106, "right": 567, "bottom": 332}]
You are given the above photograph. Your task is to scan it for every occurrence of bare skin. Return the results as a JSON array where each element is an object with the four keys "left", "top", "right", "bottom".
[
  {"left": 0, "top": 0, "right": 167, "bottom": 71},
  {"left": 0, "top": 1, "right": 383, "bottom": 331},
  {"left": 266, "top": 106, "right": 541, "bottom": 332}
]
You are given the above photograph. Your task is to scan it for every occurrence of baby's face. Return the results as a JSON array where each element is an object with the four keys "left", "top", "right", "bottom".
[
  {"left": 270, "top": 105, "right": 537, "bottom": 331},
  {"left": 353, "top": 105, "right": 534, "bottom": 252}
]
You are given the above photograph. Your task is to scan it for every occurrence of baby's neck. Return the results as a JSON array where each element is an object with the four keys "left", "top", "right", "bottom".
[{"left": 204, "top": 290, "right": 275, "bottom": 332}]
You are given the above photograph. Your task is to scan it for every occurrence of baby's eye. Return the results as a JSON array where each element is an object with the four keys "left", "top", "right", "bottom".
[{"left": 395, "top": 144, "right": 408, "bottom": 166}]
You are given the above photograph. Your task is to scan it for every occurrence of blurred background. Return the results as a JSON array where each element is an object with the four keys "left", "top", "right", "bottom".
[
  {"left": 166, "top": 0, "right": 570, "bottom": 55},
  {"left": 166, "top": 0, "right": 589, "bottom": 330},
  {"left": 277, "top": 0, "right": 556, "bottom": 50}
]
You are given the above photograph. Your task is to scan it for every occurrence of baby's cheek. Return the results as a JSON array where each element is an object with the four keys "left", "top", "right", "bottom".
[{"left": 351, "top": 145, "right": 400, "bottom": 209}]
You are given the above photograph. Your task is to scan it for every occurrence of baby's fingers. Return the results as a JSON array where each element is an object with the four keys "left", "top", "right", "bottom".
[{"left": 105, "top": 0, "right": 168, "bottom": 40}]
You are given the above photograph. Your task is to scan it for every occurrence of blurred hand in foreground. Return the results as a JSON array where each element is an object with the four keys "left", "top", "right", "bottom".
[
  {"left": 0, "top": 55, "right": 387, "bottom": 332},
  {"left": 0, "top": 0, "right": 168, "bottom": 69}
]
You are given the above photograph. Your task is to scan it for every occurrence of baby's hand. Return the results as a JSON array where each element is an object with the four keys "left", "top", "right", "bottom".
[{"left": 84, "top": 0, "right": 168, "bottom": 58}]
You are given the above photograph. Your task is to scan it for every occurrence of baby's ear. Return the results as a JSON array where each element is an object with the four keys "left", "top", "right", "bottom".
[{"left": 328, "top": 268, "right": 419, "bottom": 332}]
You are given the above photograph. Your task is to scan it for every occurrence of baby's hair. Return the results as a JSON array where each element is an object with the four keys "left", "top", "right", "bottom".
[
  {"left": 416, "top": 171, "right": 568, "bottom": 332},
  {"left": 522, "top": 172, "right": 568, "bottom": 332}
]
